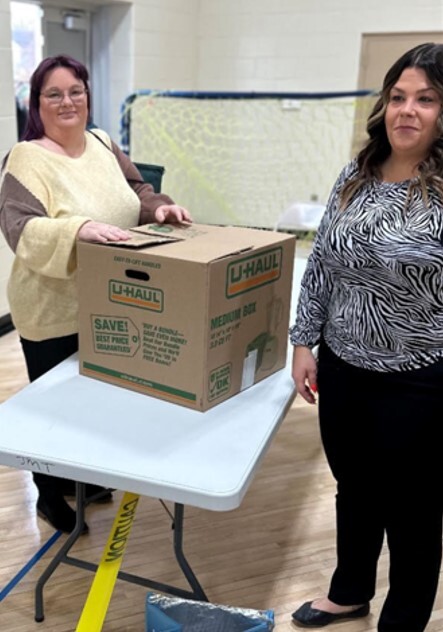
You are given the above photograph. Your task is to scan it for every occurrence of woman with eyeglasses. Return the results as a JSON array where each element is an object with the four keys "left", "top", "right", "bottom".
[{"left": 0, "top": 55, "right": 192, "bottom": 534}]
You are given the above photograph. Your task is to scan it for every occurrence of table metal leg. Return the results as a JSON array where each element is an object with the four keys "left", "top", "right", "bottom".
[
  {"left": 34, "top": 491, "right": 208, "bottom": 622},
  {"left": 35, "top": 483, "right": 86, "bottom": 622},
  {"left": 173, "top": 503, "right": 208, "bottom": 601},
  {"left": 62, "top": 503, "right": 208, "bottom": 601}
]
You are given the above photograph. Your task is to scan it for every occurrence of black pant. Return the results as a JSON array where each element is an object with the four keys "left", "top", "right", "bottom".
[
  {"left": 317, "top": 341, "right": 443, "bottom": 632},
  {"left": 20, "top": 334, "right": 79, "bottom": 497}
]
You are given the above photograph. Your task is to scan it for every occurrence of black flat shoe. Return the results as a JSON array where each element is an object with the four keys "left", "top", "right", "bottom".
[
  {"left": 292, "top": 601, "right": 370, "bottom": 627},
  {"left": 37, "top": 495, "right": 89, "bottom": 534},
  {"left": 61, "top": 481, "right": 113, "bottom": 504}
]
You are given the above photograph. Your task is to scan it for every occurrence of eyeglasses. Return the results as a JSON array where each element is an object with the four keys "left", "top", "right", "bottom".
[{"left": 40, "top": 87, "right": 87, "bottom": 105}]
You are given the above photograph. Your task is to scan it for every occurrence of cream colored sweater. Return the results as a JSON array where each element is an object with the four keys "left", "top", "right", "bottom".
[{"left": 0, "top": 129, "right": 173, "bottom": 340}]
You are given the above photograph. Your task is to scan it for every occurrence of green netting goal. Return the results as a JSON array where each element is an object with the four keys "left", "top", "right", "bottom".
[{"left": 120, "top": 90, "right": 375, "bottom": 229}]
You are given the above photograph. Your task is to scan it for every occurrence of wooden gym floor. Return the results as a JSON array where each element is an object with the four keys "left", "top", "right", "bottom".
[{"left": 1, "top": 329, "right": 443, "bottom": 631}]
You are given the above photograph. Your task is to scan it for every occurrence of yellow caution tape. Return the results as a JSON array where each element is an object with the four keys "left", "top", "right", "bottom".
[{"left": 76, "top": 492, "right": 140, "bottom": 632}]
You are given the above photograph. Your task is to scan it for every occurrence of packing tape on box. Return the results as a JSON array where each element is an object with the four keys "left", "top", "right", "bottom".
[{"left": 75, "top": 492, "right": 140, "bottom": 632}]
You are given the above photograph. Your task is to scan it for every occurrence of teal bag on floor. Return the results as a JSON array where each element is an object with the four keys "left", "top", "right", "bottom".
[{"left": 146, "top": 593, "right": 274, "bottom": 632}]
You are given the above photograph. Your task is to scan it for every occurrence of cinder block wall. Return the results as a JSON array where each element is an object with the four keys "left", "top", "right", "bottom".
[
  {"left": 132, "top": 0, "right": 199, "bottom": 90},
  {"left": 0, "top": 0, "right": 17, "bottom": 321},
  {"left": 196, "top": 0, "right": 443, "bottom": 91}
]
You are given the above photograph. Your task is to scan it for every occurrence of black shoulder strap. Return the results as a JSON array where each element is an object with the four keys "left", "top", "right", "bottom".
[
  {"left": 87, "top": 129, "right": 113, "bottom": 152},
  {"left": 88, "top": 129, "right": 143, "bottom": 185}
]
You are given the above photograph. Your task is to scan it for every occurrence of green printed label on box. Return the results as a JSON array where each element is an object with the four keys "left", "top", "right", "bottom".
[
  {"left": 91, "top": 315, "right": 140, "bottom": 356},
  {"left": 142, "top": 324, "right": 187, "bottom": 366},
  {"left": 226, "top": 247, "right": 282, "bottom": 298},
  {"left": 109, "top": 280, "right": 163, "bottom": 312},
  {"left": 82, "top": 362, "right": 196, "bottom": 403},
  {"left": 208, "top": 363, "right": 232, "bottom": 401}
]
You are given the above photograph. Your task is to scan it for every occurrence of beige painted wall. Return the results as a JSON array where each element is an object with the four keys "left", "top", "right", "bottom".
[
  {"left": 196, "top": 0, "right": 443, "bottom": 91},
  {"left": 0, "top": 0, "right": 17, "bottom": 319},
  {"left": 132, "top": 0, "right": 199, "bottom": 90}
]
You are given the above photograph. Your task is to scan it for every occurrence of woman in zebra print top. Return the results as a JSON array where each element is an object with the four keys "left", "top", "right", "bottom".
[{"left": 290, "top": 44, "right": 443, "bottom": 631}]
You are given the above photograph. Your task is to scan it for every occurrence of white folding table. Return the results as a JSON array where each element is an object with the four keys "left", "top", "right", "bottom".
[{"left": 0, "top": 351, "right": 296, "bottom": 621}]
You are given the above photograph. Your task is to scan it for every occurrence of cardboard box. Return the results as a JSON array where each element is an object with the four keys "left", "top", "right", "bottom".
[{"left": 77, "top": 223, "right": 295, "bottom": 411}]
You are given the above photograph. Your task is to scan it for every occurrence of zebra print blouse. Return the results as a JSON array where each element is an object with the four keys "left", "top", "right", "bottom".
[{"left": 289, "top": 159, "right": 443, "bottom": 372}]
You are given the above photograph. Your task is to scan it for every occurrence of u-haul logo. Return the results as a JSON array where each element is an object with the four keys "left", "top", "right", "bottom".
[
  {"left": 226, "top": 247, "right": 282, "bottom": 298},
  {"left": 109, "top": 280, "right": 164, "bottom": 312}
]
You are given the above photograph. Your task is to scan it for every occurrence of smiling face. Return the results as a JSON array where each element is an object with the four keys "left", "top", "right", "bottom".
[
  {"left": 385, "top": 66, "right": 442, "bottom": 163},
  {"left": 39, "top": 67, "right": 88, "bottom": 137}
]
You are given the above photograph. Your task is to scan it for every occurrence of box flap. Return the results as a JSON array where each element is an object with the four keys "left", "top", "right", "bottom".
[
  {"left": 104, "top": 223, "right": 218, "bottom": 251},
  {"left": 131, "top": 223, "right": 218, "bottom": 240},
  {"left": 98, "top": 223, "right": 295, "bottom": 262},
  {"left": 103, "top": 233, "right": 178, "bottom": 249},
  {"left": 155, "top": 224, "right": 294, "bottom": 262}
]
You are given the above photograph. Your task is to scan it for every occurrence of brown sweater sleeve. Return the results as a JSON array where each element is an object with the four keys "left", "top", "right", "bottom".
[
  {"left": 0, "top": 173, "right": 47, "bottom": 252},
  {"left": 110, "top": 140, "right": 175, "bottom": 225}
]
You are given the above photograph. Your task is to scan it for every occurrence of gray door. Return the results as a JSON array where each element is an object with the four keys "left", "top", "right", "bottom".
[{"left": 42, "top": 6, "right": 90, "bottom": 65}]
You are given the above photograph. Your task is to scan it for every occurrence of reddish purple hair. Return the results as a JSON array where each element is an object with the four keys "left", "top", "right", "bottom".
[{"left": 22, "top": 55, "right": 91, "bottom": 141}]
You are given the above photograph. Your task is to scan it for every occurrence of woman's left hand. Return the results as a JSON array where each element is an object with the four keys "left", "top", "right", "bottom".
[{"left": 154, "top": 204, "right": 193, "bottom": 224}]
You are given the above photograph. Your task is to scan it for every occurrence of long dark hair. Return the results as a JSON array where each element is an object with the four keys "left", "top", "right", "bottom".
[
  {"left": 341, "top": 42, "right": 443, "bottom": 207},
  {"left": 22, "top": 55, "right": 91, "bottom": 141}
]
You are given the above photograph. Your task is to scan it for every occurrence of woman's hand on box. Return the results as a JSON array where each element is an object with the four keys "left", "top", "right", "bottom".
[
  {"left": 77, "top": 221, "right": 131, "bottom": 243},
  {"left": 154, "top": 204, "right": 193, "bottom": 224}
]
